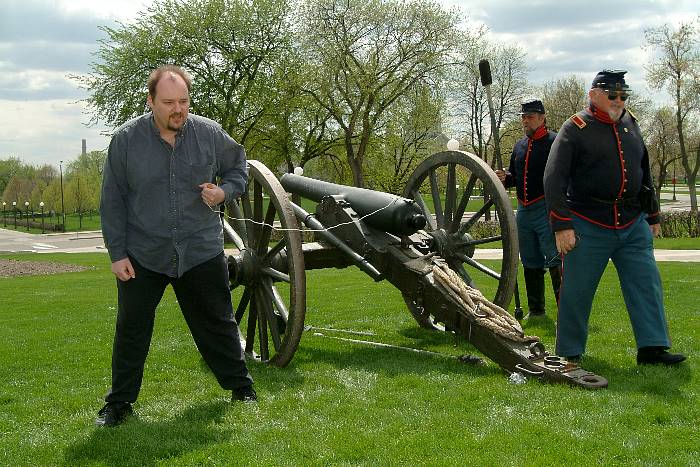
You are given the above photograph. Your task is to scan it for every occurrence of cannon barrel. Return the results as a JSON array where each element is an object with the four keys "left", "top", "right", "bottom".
[{"left": 280, "top": 173, "right": 426, "bottom": 236}]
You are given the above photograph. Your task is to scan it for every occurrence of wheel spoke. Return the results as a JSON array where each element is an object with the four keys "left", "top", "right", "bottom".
[
  {"left": 451, "top": 174, "right": 477, "bottom": 233},
  {"left": 241, "top": 187, "right": 256, "bottom": 250},
  {"left": 253, "top": 179, "right": 263, "bottom": 249},
  {"left": 260, "top": 281, "right": 283, "bottom": 351},
  {"left": 228, "top": 200, "right": 248, "bottom": 248},
  {"left": 245, "top": 292, "right": 257, "bottom": 354},
  {"left": 269, "top": 284, "right": 289, "bottom": 323},
  {"left": 255, "top": 288, "right": 270, "bottom": 361},
  {"left": 456, "top": 253, "right": 502, "bottom": 280},
  {"left": 261, "top": 266, "right": 290, "bottom": 283},
  {"left": 223, "top": 218, "right": 245, "bottom": 251},
  {"left": 412, "top": 190, "right": 437, "bottom": 230},
  {"left": 449, "top": 260, "right": 474, "bottom": 287},
  {"left": 429, "top": 170, "right": 444, "bottom": 227},
  {"left": 257, "top": 201, "right": 277, "bottom": 256},
  {"left": 444, "top": 163, "right": 456, "bottom": 228},
  {"left": 234, "top": 287, "right": 251, "bottom": 324},
  {"left": 263, "top": 238, "right": 287, "bottom": 263},
  {"left": 457, "top": 198, "right": 495, "bottom": 236},
  {"left": 455, "top": 235, "right": 503, "bottom": 247}
]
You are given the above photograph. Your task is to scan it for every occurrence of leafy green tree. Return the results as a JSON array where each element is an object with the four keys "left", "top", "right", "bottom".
[
  {"left": 0, "top": 157, "right": 26, "bottom": 199},
  {"left": 246, "top": 52, "right": 345, "bottom": 173},
  {"left": 74, "top": 0, "right": 291, "bottom": 149},
  {"left": 64, "top": 174, "right": 97, "bottom": 229},
  {"left": 645, "top": 20, "right": 700, "bottom": 218},
  {"left": 42, "top": 179, "right": 64, "bottom": 224},
  {"left": 300, "top": 0, "right": 461, "bottom": 187},
  {"left": 367, "top": 84, "right": 445, "bottom": 193}
]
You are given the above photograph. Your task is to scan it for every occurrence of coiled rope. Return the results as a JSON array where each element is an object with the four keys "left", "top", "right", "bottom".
[{"left": 432, "top": 262, "right": 539, "bottom": 343}]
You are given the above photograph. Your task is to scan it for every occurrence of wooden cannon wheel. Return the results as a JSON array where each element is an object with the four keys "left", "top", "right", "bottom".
[
  {"left": 224, "top": 160, "right": 306, "bottom": 367},
  {"left": 402, "top": 150, "right": 519, "bottom": 328}
]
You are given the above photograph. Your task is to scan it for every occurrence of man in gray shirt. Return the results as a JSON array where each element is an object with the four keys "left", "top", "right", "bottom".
[{"left": 97, "top": 65, "right": 255, "bottom": 427}]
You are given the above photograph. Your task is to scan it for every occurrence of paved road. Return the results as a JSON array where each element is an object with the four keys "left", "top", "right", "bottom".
[{"left": 1, "top": 228, "right": 698, "bottom": 262}]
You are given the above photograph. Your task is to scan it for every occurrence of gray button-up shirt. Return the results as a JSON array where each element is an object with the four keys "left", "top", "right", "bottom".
[{"left": 101, "top": 112, "right": 247, "bottom": 277}]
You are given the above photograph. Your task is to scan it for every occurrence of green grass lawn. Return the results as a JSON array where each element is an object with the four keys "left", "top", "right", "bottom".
[{"left": 0, "top": 253, "right": 698, "bottom": 465}]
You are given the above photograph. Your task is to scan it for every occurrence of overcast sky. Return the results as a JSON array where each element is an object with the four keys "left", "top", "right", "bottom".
[{"left": 1, "top": 0, "right": 698, "bottom": 168}]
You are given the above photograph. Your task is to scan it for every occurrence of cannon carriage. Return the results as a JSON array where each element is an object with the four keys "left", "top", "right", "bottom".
[{"left": 223, "top": 150, "right": 608, "bottom": 389}]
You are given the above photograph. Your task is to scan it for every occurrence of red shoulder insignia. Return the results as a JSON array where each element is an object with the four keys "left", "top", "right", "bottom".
[{"left": 570, "top": 114, "right": 586, "bottom": 129}]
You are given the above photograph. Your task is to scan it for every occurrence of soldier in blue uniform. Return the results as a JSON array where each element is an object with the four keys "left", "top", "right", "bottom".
[
  {"left": 544, "top": 70, "right": 686, "bottom": 365},
  {"left": 497, "top": 99, "right": 560, "bottom": 318}
]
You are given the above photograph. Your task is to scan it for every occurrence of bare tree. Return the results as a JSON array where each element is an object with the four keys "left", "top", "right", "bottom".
[
  {"left": 300, "top": 0, "right": 461, "bottom": 187},
  {"left": 645, "top": 20, "right": 700, "bottom": 219},
  {"left": 645, "top": 106, "right": 682, "bottom": 204},
  {"left": 450, "top": 38, "right": 530, "bottom": 168},
  {"left": 540, "top": 75, "right": 587, "bottom": 131}
]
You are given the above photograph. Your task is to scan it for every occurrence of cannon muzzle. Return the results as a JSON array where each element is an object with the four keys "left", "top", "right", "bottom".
[{"left": 280, "top": 173, "right": 426, "bottom": 236}]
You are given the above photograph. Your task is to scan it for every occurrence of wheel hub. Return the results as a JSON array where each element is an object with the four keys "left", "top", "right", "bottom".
[
  {"left": 227, "top": 249, "right": 262, "bottom": 288},
  {"left": 429, "top": 229, "right": 476, "bottom": 260}
]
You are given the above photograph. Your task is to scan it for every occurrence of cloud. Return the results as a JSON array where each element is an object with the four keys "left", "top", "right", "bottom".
[
  {"left": 1, "top": 1, "right": 110, "bottom": 43},
  {"left": 0, "top": 99, "right": 110, "bottom": 165}
]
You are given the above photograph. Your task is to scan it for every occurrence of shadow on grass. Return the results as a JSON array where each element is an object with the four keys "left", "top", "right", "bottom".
[
  {"left": 572, "top": 356, "right": 692, "bottom": 398},
  {"left": 63, "top": 401, "right": 234, "bottom": 467},
  {"left": 296, "top": 335, "right": 501, "bottom": 379}
]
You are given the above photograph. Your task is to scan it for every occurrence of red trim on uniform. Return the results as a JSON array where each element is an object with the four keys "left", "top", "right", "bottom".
[
  {"left": 550, "top": 211, "right": 571, "bottom": 221},
  {"left": 571, "top": 210, "right": 639, "bottom": 230},
  {"left": 522, "top": 125, "right": 547, "bottom": 204},
  {"left": 588, "top": 106, "right": 629, "bottom": 225},
  {"left": 588, "top": 106, "right": 615, "bottom": 124},
  {"left": 612, "top": 124, "right": 627, "bottom": 200},
  {"left": 519, "top": 194, "right": 545, "bottom": 206},
  {"left": 523, "top": 138, "right": 532, "bottom": 202},
  {"left": 532, "top": 125, "right": 548, "bottom": 140}
]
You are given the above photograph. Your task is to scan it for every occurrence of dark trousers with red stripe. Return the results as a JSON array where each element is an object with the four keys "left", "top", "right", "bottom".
[
  {"left": 555, "top": 215, "right": 671, "bottom": 357},
  {"left": 105, "top": 253, "right": 252, "bottom": 404}
]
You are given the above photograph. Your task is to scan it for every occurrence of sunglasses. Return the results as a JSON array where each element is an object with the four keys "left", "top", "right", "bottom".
[{"left": 605, "top": 90, "right": 630, "bottom": 101}]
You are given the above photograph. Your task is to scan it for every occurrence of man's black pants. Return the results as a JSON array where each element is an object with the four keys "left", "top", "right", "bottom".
[{"left": 105, "top": 253, "right": 253, "bottom": 403}]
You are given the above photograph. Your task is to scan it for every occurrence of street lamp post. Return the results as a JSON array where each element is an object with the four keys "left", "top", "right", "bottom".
[
  {"left": 2, "top": 201, "right": 6, "bottom": 227},
  {"left": 25, "top": 201, "right": 30, "bottom": 231},
  {"left": 672, "top": 162, "right": 677, "bottom": 201},
  {"left": 12, "top": 201, "right": 17, "bottom": 229},
  {"left": 59, "top": 160, "right": 66, "bottom": 232},
  {"left": 40, "top": 201, "right": 45, "bottom": 234}
]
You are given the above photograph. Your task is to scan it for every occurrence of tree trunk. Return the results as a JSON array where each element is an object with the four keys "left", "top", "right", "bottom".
[{"left": 345, "top": 131, "right": 364, "bottom": 188}]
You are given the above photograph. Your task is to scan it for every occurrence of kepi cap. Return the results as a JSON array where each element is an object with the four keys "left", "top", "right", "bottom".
[
  {"left": 519, "top": 99, "right": 545, "bottom": 115},
  {"left": 591, "top": 69, "right": 630, "bottom": 91}
]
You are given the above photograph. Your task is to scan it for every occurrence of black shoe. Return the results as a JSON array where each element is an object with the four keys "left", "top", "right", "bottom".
[
  {"left": 563, "top": 355, "right": 581, "bottom": 363},
  {"left": 95, "top": 402, "right": 133, "bottom": 427},
  {"left": 637, "top": 347, "right": 687, "bottom": 366},
  {"left": 232, "top": 386, "right": 257, "bottom": 403},
  {"left": 526, "top": 310, "right": 546, "bottom": 319}
]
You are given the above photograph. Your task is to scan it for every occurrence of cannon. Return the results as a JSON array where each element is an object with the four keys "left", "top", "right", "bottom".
[{"left": 223, "top": 151, "right": 608, "bottom": 389}]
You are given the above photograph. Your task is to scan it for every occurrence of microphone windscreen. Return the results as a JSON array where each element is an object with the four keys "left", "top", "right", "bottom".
[{"left": 479, "top": 59, "right": 492, "bottom": 86}]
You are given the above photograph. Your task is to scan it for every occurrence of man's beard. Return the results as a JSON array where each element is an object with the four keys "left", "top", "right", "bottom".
[
  {"left": 167, "top": 114, "right": 185, "bottom": 131},
  {"left": 607, "top": 107, "right": 623, "bottom": 122},
  {"left": 524, "top": 126, "right": 535, "bottom": 137}
]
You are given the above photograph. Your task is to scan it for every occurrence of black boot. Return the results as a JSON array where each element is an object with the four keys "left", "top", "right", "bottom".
[
  {"left": 637, "top": 347, "right": 686, "bottom": 365},
  {"left": 549, "top": 265, "right": 562, "bottom": 305},
  {"left": 523, "top": 267, "right": 545, "bottom": 316}
]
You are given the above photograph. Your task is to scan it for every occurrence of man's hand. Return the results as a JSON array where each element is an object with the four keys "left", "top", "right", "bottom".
[
  {"left": 112, "top": 257, "right": 135, "bottom": 282},
  {"left": 650, "top": 223, "right": 661, "bottom": 238},
  {"left": 555, "top": 229, "right": 577, "bottom": 255},
  {"left": 495, "top": 169, "right": 507, "bottom": 183},
  {"left": 199, "top": 182, "right": 225, "bottom": 207}
]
